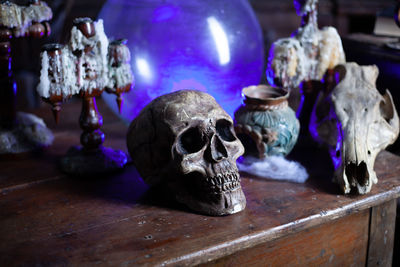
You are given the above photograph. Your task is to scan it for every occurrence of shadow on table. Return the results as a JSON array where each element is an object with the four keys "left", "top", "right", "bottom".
[
  {"left": 61, "top": 135, "right": 348, "bottom": 213},
  {"left": 64, "top": 163, "right": 192, "bottom": 214},
  {"left": 288, "top": 136, "right": 340, "bottom": 195}
]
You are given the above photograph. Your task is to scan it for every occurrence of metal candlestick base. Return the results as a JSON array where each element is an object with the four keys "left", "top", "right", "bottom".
[
  {"left": 58, "top": 94, "right": 128, "bottom": 176},
  {"left": 60, "top": 146, "right": 128, "bottom": 176},
  {"left": 0, "top": 112, "right": 53, "bottom": 155}
]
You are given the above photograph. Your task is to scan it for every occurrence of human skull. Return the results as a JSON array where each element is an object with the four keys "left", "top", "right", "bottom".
[
  {"left": 127, "top": 90, "right": 246, "bottom": 215},
  {"left": 310, "top": 62, "right": 399, "bottom": 194}
]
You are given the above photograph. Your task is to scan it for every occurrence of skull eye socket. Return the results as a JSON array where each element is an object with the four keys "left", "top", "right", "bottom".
[
  {"left": 380, "top": 99, "right": 394, "bottom": 124},
  {"left": 179, "top": 127, "right": 206, "bottom": 154},
  {"left": 216, "top": 119, "right": 236, "bottom": 142}
]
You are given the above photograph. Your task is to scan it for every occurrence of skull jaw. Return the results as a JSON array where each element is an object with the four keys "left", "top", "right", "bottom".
[
  {"left": 175, "top": 187, "right": 246, "bottom": 216},
  {"left": 335, "top": 161, "right": 377, "bottom": 194},
  {"left": 173, "top": 158, "right": 246, "bottom": 215},
  {"left": 169, "top": 170, "right": 246, "bottom": 216}
]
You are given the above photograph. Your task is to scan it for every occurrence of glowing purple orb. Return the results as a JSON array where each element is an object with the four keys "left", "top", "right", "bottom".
[{"left": 98, "top": 0, "right": 264, "bottom": 122}]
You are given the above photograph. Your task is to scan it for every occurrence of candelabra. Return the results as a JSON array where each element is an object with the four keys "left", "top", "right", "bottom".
[
  {"left": 0, "top": 0, "right": 53, "bottom": 155},
  {"left": 37, "top": 17, "right": 133, "bottom": 175}
]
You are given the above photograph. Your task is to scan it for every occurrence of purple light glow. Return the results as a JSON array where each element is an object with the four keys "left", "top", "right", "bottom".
[
  {"left": 99, "top": 0, "right": 264, "bottom": 122},
  {"left": 331, "top": 119, "right": 343, "bottom": 170},
  {"left": 309, "top": 98, "right": 343, "bottom": 171},
  {"left": 335, "top": 72, "right": 341, "bottom": 84},
  {"left": 8, "top": 57, "right": 11, "bottom": 76},
  {"left": 152, "top": 5, "right": 180, "bottom": 23},
  {"left": 12, "top": 81, "right": 17, "bottom": 95},
  {"left": 296, "top": 82, "right": 306, "bottom": 118},
  {"left": 266, "top": 43, "right": 278, "bottom": 87}
]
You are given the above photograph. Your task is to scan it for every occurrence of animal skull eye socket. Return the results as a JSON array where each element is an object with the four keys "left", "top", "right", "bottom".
[
  {"left": 179, "top": 127, "right": 206, "bottom": 154},
  {"left": 216, "top": 119, "right": 236, "bottom": 142},
  {"left": 380, "top": 99, "right": 394, "bottom": 123}
]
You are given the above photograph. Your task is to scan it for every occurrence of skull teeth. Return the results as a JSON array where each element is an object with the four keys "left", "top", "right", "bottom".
[{"left": 203, "top": 172, "right": 240, "bottom": 193}]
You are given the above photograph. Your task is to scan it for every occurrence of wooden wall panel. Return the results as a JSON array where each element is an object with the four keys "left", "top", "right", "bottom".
[
  {"left": 367, "top": 199, "right": 397, "bottom": 267},
  {"left": 205, "top": 210, "right": 370, "bottom": 267}
]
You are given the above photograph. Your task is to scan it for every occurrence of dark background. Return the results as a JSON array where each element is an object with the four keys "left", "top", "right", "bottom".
[{"left": 12, "top": 0, "right": 396, "bottom": 110}]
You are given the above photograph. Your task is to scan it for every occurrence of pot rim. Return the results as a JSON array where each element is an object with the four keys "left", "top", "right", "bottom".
[{"left": 242, "top": 85, "right": 288, "bottom": 106}]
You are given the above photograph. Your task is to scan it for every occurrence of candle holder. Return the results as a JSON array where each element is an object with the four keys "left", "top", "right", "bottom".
[
  {"left": 37, "top": 18, "right": 133, "bottom": 176},
  {"left": 266, "top": 0, "right": 345, "bottom": 139},
  {"left": 0, "top": 0, "right": 53, "bottom": 155}
]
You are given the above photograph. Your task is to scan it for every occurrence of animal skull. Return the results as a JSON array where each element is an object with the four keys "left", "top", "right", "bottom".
[
  {"left": 310, "top": 63, "right": 399, "bottom": 194},
  {"left": 127, "top": 90, "right": 246, "bottom": 215}
]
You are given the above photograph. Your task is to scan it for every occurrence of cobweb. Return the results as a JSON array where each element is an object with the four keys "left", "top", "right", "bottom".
[{"left": 237, "top": 155, "right": 309, "bottom": 183}]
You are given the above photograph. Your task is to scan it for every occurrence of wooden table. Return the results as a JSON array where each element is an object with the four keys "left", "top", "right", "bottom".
[{"left": 0, "top": 99, "right": 399, "bottom": 266}]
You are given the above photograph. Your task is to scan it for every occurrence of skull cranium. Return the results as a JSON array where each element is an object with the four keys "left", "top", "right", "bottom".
[
  {"left": 310, "top": 63, "right": 399, "bottom": 194},
  {"left": 127, "top": 90, "right": 246, "bottom": 215}
]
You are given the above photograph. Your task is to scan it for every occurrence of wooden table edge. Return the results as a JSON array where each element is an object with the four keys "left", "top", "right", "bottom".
[{"left": 161, "top": 187, "right": 400, "bottom": 266}]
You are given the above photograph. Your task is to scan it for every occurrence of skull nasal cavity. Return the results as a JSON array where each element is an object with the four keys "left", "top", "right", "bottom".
[
  {"left": 207, "top": 135, "right": 228, "bottom": 162},
  {"left": 345, "top": 161, "right": 369, "bottom": 187}
]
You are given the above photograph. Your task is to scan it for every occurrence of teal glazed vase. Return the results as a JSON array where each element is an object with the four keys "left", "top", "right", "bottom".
[{"left": 234, "top": 85, "right": 300, "bottom": 158}]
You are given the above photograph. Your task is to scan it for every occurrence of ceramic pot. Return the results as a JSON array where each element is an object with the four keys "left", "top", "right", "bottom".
[{"left": 234, "top": 85, "right": 299, "bottom": 158}]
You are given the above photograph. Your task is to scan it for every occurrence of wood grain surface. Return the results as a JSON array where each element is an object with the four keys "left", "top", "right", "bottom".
[
  {"left": 203, "top": 209, "right": 370, "bottom": 267},
  {"left": 367, "top": 199, "right": 397, "bottom": 267},
  {"left": 0, "top": 100, "right": 399, "bottom": 266}
]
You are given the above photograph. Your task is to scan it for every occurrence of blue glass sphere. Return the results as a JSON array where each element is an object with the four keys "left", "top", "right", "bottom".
[{"left": 99, "top": 0, "right": 264, "bottom": 122}]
